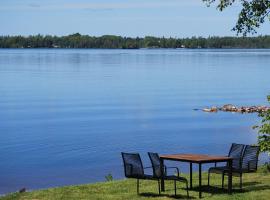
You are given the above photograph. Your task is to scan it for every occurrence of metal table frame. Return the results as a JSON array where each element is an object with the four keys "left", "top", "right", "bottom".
[{"left": 160, "top": 154, "right": 233, "bottom": 198}]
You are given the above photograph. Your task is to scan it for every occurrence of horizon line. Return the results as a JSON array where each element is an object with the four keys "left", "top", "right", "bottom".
[{"left": 1, "top": 33, "right": 270, "bottom": 39}]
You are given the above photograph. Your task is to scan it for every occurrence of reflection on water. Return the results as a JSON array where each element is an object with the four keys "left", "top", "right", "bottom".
[{"left": 0, "top": 49, "right": 269, "bottom": 194}]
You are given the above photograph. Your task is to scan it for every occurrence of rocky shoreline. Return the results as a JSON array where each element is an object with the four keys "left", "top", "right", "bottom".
[{"left": 200, "top": 104, "right": 270, "bottom": 113}]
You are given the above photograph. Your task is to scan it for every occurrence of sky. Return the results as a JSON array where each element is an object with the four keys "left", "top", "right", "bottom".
[{"left": 0, "top": 0, "right": 269, "bottom": 37}]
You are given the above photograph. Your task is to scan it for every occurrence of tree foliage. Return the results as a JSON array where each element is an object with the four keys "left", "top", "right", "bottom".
[
  {"left": 203, "top": 0, "right": 270, "bottom": 36},
  {"left": 1, "top": 34, "right": 270, "bottom": 49},
  {"left": 254, "top": 96, "right": 270, "bottom": 155}
]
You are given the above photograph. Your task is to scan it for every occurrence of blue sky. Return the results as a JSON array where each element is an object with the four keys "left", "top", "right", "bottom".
[{"left": 0, "top": 0, "right": 269, "bottom": 37}]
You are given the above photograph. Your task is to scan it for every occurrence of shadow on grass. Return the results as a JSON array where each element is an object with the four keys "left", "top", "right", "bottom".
[
  {"left": 137, "top": 181, "right": 270, "bottom": 199},
  {"left": 140, "top": 192, "right": 194, "bottom": 199},
  {"left": 190, "top": 181, "right": 270, "bottom": 194}
]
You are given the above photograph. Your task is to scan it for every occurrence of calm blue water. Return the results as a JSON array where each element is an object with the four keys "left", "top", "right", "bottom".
[{"left": 0, "top": 49, "right": 269, "bottom": 194}]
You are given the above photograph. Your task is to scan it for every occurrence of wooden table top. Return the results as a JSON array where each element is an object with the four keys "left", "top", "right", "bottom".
[{"left": 160, "top": 153, "right": 233, "bottom": 163}]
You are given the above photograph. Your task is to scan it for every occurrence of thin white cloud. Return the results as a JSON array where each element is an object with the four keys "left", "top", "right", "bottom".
[
  {"left": 0, "top": 0, "right": 205, "bottom": 11},
  {"left": 28, "top": 3, "right": 41, "bottom": 8}
]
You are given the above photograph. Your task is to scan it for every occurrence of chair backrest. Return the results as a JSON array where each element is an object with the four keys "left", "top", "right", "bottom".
[
  {"left": 241, "top": 145, "right": 260, "bottom": 172},
  {"left": 228, "top": 143, "right": 245, "bottom": 169},
  {"left": 121, "top": 152, "right": 144, "bottom": 178},
  {"left": 148, "top": 152, "right": 162, "bottom": 178}
]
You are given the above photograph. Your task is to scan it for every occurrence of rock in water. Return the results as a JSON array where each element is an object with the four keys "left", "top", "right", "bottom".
[
  {"left": 200, "top": 104, "right": 270, "bottom": 114},
  {"left": 222, "top": 104, "right": 236, "bottom": 111},
  {"left": 202, "top": 108, "right": 212, "bottom": 112},
  {"left": 19, "top": 188, "right": 26, "bottom": 193},
  {"left": 211, "top": 106, "right": 218, "bottom": 112},
  {"left": 202, "top": 107, "right": 218, "bottom": 112}
]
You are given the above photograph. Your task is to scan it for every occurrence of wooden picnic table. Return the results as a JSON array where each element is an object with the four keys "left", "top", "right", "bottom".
[{"left": 160, "top": 154, "right": 233, "bottom": 198}]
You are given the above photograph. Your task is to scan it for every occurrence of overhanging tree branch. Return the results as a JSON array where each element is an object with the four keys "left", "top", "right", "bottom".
[{"left": 203, "top": 0, "right": 270, "bottom": 36}]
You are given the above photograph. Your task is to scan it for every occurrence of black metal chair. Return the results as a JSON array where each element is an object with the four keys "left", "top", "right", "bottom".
[
  {"left": 148, "top": 152, "right": 189, "bottom": 197},
  {"left": 208, "top": 143, "right": 245, "bottom": 188},
  {"left": 121, "top": 152, "right": 160, "bottom": 194},
  {"left": 222, "top": 145, "right": 260, "bottom": 190},
  {"left": 208, "top": 144, "right": 260, "bottom": 190}
]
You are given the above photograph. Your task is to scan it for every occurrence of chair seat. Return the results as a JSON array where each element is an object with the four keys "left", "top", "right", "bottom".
[
  {"left": 141, "top": 174, "right": 187, "bottom": 182},
  {"left": 139, "top": 175, "right": 187, "bottom": 181},
  {"left": 142, "top": 174, "right": 158, "bottom": 180},
  {"left": 164, "top": 175, "right": 188, "bottom": 182},
  {"left": 208, "top": 166, "right": 249, "bottom": 176},
  {"left": 209, "top": 166, "right": 229, "bottom": 174}
]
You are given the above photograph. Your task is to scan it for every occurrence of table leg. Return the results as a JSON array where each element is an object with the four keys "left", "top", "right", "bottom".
[
  {"left": 228, "top": 160, "right": 232, "bottom": 194},
  {"left": 199, "top": 163, "right": 202, "bottom": 198},
  {"left": 160, "top": 158, "right": 165, "bottom": 192},
  {"left": 189, "top": 162, "right": 193, "bottom": 189}
]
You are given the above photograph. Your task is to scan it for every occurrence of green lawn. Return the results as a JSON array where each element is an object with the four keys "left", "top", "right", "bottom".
[{"left": 1, "top": 169, "right": 270, "bottom": 200}]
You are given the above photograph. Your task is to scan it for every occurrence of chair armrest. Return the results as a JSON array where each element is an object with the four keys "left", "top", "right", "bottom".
[
  {"left": 164, "top": 166, "right": 180, "bottom": 177},
  {"left": 248, "top": 159, "right": 258, "bottom": 171},
  {"left": 214, "top": 161, "right": 226, "bottom": 167},
  {"left": 215, "top": 155, "right": 227, "bottom": 167},
  {"left": 125, "top": 164, "right": 133, "bottom": 174},
  {"left": 143, "top": 167, "right": 152, "bottom": 169},
  {"left": 143, "top": 166, "right": 153, "bottom": 175},
  {"left": 232, "top": 158, "right": 241, "bottom": 167}
]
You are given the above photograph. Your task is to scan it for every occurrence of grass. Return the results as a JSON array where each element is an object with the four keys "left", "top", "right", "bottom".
[{"left": 1, "top": 169, "right": 270, "bottom": 200}]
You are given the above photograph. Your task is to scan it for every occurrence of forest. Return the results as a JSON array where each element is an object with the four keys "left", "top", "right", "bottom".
[{"left": 1, "top": 33, "right": 270, "bottom": 49}]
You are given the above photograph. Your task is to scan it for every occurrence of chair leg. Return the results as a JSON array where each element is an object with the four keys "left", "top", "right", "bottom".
[
  {"left": 240, "top": 174, "right": 243, "bottom": 191},
  {"left": 208, "top": 171, "right": 210, "bottom": 187},
  {"left": 158, "top": 179, "right": 161, "bottom": 195},
  {"left": 174, "top": 180, "right": 176, "bottom": 196},
  {"left": 222, "top": 173, "right": 225, "bottom": 189},
  {"left": 137, "top": 179, "right": 139, "bottom": 194},
  {"left": 186, "top": 181, "right": 189, "bottom": 198}
]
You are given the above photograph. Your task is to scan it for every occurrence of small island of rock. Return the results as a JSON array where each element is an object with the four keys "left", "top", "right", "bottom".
[{"left": 200, "top": 104, "right": 270, "bottom": 113}]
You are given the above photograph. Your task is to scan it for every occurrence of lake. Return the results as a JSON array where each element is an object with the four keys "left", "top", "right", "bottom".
[{"left": 0, "top": 49, "right": 269, "bottom": 194}]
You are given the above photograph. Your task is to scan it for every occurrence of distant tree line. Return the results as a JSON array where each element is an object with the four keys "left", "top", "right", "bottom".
[{"left": 1, "top": 33, "right": 270, "bottom": 49}]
